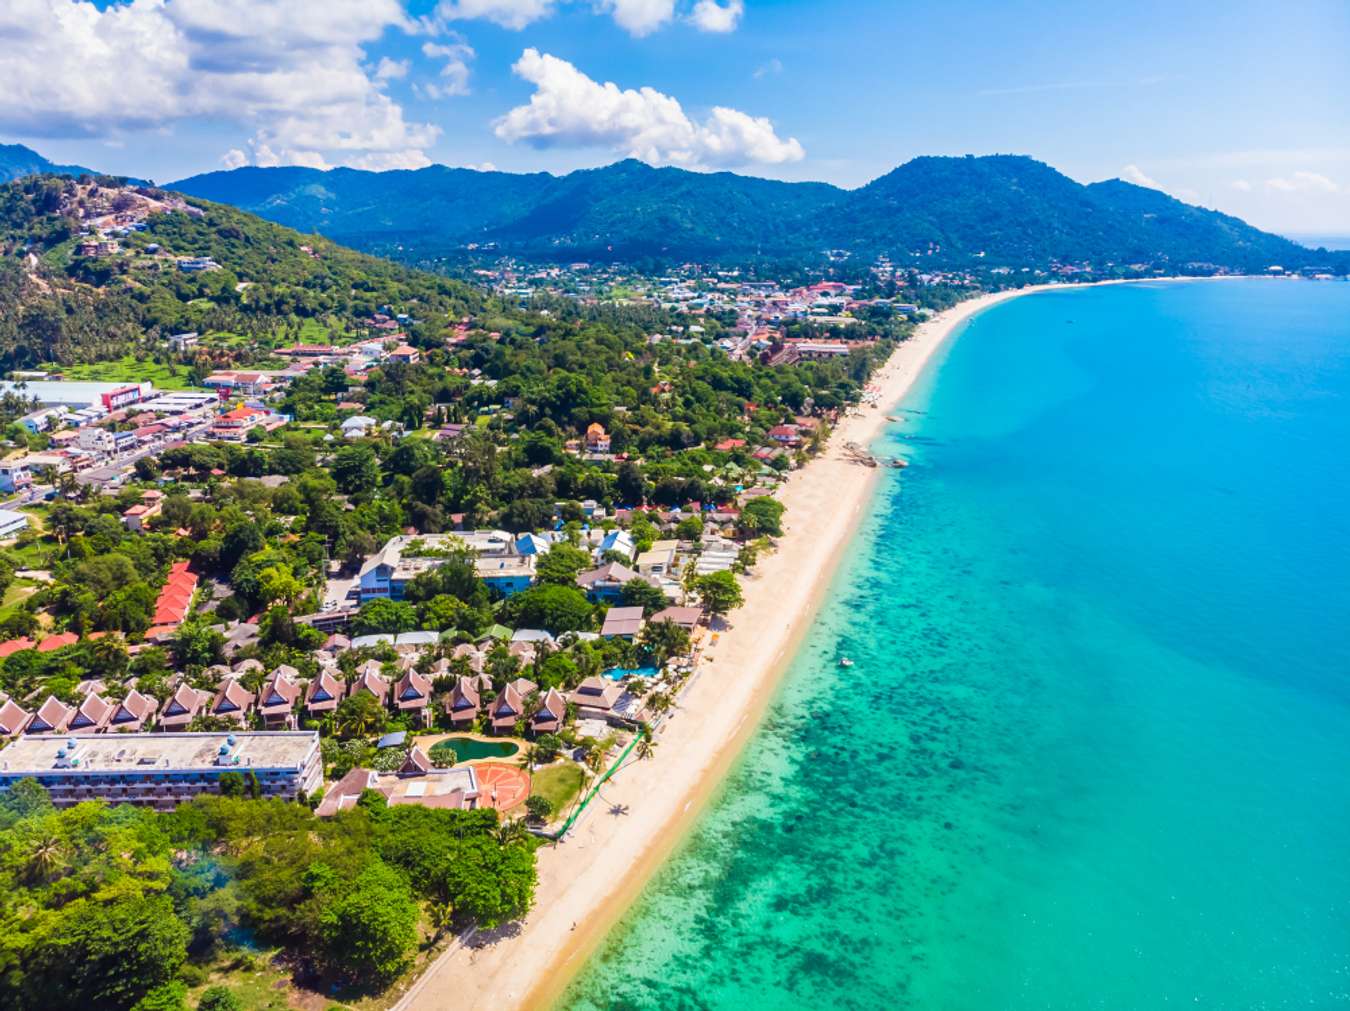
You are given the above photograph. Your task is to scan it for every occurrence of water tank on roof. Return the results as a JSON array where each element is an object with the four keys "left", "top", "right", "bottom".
[
  {"left": 226, "top": 734, "right": 237, "bottom": 747},
  {"left": 219, "top": 743, "right": 230, "bottom": 755}
]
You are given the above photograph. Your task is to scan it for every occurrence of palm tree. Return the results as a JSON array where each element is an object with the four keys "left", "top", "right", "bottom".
[
  {"left": 428, "top": 899, "right": 455, "bottom": 943},
  {"left": 635, "top": 732, "right": 656, "bottom": 763},
  {"left": 25, "top": 833, "right": 66, "bottom": 883},
  {"left": 495, "top": 818, "right": 530, "bottom": 846}
]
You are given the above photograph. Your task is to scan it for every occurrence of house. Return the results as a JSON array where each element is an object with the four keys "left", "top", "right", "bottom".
[
  {"left": 584, "top": 422, "right": 611, "bottom": 453},
  {"left": 349, "top": 670, "right": 390, "bottom": 705},
  {"left": 650, "top": 605, "right": 704, "bottom": 633},
  {"left": 152, "top": 561, "right": 197, "bottom": 629},
  {"left": 488, "top": 682, "right": 525, "bottom": 734},
  {"left": 122, "top": 494, "right": 163, "bottom": 532},
  {"left": 0, "top": 462, "right": 33, "bottom": 494},
  {"left": 393, "top": 671, "right": 433, "bottom": 728},
  {"left": 568, "top": 677, "right": 625, "bottom": 720},
  {"left": 159, "top": 684, "right": 208, "bottom": 731},
  {"left": 305, "top": 669, "right": 345, "bottom": 718},
  {"left": 0, "top": 510, "right": 29, "bottom": 539},
  {"left": 767, "top": 424, "right": 803, "bottom": 447},
  {"left": 210, "top": 678, "right": 255, "bottom": 726},
  {"left": 358, "top": 531, "right": 516, "bottom": 601},
  {"left": 530, "top": 688, "right": 566, "bottom": 735},
  {"left": 108, "top": 690, "right": 158, "bottom": 733},
  {"left": 388, "top": 344, "right": 421, "bottom": 364},
  {"left": 67, "top": 693, "right": 114, "bottom": 734},
  {"left": 444, "top": 675, "right": 480, "bottom": 729},
  {"left": 601, "top": 606, "right": 646, "bottom": 640},
  {"left": 25, "top": 695, "right": 74, "bottom": 735},
  {"left": 475, "top": 554, "right": 536, "bottom": 597},
  {"left": 576, "top": 561, "right": 641, "bottom": 603},
  {"left": 0, "top": 697, "right": 31, "bottom": 736},
  {"left": 635, "top": 543, "right": 676, "bottom": 579},
  {"left": 258, "top": 668, "right": 301, "bottom": 730},
  {"left": 598, "top": 529, "right": 636, "bottom": 561}
]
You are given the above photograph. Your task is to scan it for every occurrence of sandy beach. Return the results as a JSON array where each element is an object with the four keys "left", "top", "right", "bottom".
[{"left": 396, "top": 284, "right": 1057, "bottom": 1011}]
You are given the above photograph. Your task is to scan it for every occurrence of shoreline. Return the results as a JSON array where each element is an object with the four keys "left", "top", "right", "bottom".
[{"left": 399, "top": 281, "right": 1130, "bottom": 1011}]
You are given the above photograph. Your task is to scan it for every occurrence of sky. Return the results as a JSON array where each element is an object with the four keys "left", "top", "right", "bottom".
[{"left": 2, "top": 0, "right": 1348, "bottom": 235}]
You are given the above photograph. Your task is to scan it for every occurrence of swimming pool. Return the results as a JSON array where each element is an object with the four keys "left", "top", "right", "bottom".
[
  {"left": 603, "top": 666, "right": 659, "bottom": 681},
  {"left": 428, "top": 736, "right": 521, "bottom": 762}
]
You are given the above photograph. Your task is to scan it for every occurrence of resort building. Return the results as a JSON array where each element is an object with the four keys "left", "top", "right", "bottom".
[
  {"left": 358, "top": 531, "right": 519, "bottom": 601},
  {"left": 601, "top": 606, "right": 646, "bottom": 639},
  {"left": 0, "top": 731, "right": 323, "bottom": 810},
  {"left": 317, "top": 759, "right": 480, "bottom": 816},
  {"left": 444, "top": 676, "right": 480, "bottom": 729}
]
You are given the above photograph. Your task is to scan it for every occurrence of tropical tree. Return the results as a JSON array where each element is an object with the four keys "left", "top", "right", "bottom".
[
  {"left": 694, "top": 570, "right": 743, "bottom": 616},
  {"left": 332, "top": 691, "right": 386, "bottom": 739}
]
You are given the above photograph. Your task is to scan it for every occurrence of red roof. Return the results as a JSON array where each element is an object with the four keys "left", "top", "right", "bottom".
[
  {"left": 0, "top": 637, "right": 36, "bottom": 658},
  {"left": 151, "top": 562, "right": 197, "bottom": 627},
  {"left": 37, "top": 632, "right": 79, "bottom": 653}
]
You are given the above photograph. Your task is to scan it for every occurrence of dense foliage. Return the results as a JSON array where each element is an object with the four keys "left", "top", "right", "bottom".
[{"left": 0, "top": 782, "right": 537, "bottom": 1010}]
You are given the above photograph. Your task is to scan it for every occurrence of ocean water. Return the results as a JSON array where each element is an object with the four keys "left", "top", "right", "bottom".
[{"left": 559, "top": 279, "right": 1350, "bottom": 1011}]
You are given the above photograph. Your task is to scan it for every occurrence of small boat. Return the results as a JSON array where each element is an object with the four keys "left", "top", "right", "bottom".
[
  {"left": 838, "top": 657, "right": 854, "bottom": 668},
  {"left": 890, "top": 458, "right": 908, "bottom": 469}
]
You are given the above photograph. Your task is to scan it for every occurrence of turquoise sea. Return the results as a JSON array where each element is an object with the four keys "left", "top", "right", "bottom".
[{"left": 560, "top": 279, "right": 1350, "bottom": 1011}]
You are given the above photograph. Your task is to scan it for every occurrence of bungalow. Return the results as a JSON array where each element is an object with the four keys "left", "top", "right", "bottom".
[
  {"left": 530, "top": 688, "right": 567, "bottom": 736},
  {"left": 26, "top": 695, "right": 74, "bottom": 735},
  {"left": 158, "top": 684, "right": 208, "bottom": 731},
  {"left": 601, "top": 606, "right": 646, "bottom": 640},
  {"left": 650, "top": 605, "right": 704, "bottom": 633},
  {"left": 767, "top": 424, "right": 803, "bottom": 447},
  {"left": 568, "top": 677, "right": 625, "bottom": 721},
  {"left": 388, "top": 344, "right": 421, "bottom": 364},
  {"left": 576, "top": 561, "right": 641, "bottom": 603},
  {"left": 349, "top": 670, "right": 390, "bottom": 705},
  {"left": 488, "top": 682, "right": 525, "bottom": 734},
  {"left": 444, "top": 675, "right": 480, "bottom": 729},
  {"left": 258, "top": 668, "right": 301, "bottom": 730},
  {"left": 107, "top": 690, "right": 158, "bottom": 733},
  {"left": 210, "top": 679, "right": 255, "bottom": 726},
  {"left": 0, "top": 697, "right": 31, "bottom": 736},
  {"left": 67, "top": 693, "right": 114, "bottom": 734},
  {"left": 305, "top": 669, "right": 345, "bottom": 718},
  {"left": 393, "top": 671, "right": 433, "bottom": 728}
]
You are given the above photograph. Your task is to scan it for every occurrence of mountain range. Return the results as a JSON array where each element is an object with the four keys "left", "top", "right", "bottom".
[
  {"left": 168, "top": 154, "right": 1340, "bottom": 272},
  {"left": 0, "top": 141, "right": 1341, "bottom": 272}
]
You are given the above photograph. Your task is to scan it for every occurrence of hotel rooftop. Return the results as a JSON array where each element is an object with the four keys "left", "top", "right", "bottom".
[{"left": 0, "top": 730, "right": 319, "bottom": 775}]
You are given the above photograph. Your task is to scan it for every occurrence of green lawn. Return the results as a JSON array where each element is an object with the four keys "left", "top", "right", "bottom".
[
  {"left": 530, "top": 762, "right": 585, "bottom": 816},
  {"left": 46, "top": 355, "right": 197, "bottom": 390}
]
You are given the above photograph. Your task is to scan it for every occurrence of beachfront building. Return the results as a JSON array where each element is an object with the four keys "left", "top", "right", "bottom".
[
  {"left": 0, "top": 731, "right": 323, "bottom": 810},
  {"left": 317, "top": 758, "right": 479, "bottom": 816}
]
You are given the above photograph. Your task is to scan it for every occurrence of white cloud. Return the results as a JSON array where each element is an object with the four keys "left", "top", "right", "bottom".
[
  {"left": 495, "top": 49, "right": 804, "bottom": 169},
  {"left": 1230, "top": 179, "right": 1252, "bottom": 192},
  {"left": 0, "top": 0, "right": 441, "bottom": 171},
  {"left": 430, "top": 0, "right": 557, "bottom": 30},
  {"left": 1121, "top": 164, "right": 1163, "bottom": 190},
  {"left": 221, "top": 148, "right": 248, "bottom": 170},
  {"left": 421, "top": 38, "right": 475, "bottom": 98},
  {"left": 374, "top": 57, "right": 410, "bottom": 82},
  {"left": 753, "top": 57, "right": 783, "bottom": 79},
  {"left": 689, "top": 0, "right": 743, "bottom": 33},
  {"left": 1265, "top": 171, "right": 1340, "bottom": 194},
  {"left": 598, "top": 0, "right": 676, "bottom": 37}
]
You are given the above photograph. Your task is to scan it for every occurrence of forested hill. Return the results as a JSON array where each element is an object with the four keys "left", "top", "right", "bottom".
[
  {"left": 0, "top": 143, "right": 139, "bottom": 185},
  {"left": 0, "top": 173, "right": 483, "bottom": 367},
  {"left": 171, "top": 154, "right": 1342, "bottom": 272}
]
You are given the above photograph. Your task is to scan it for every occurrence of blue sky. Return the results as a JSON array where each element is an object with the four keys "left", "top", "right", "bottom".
[{"left": 4, "top": 0, "right": 1348, "bottom": 233}]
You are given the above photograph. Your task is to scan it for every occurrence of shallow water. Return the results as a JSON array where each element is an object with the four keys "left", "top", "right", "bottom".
[{"left": 560, "top": 279, "right": 1350, "bottom": 1010}]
